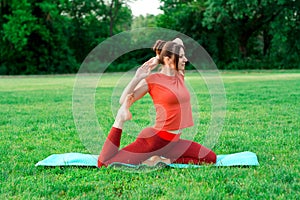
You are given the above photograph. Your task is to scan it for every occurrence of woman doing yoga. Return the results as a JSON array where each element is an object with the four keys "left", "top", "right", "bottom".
[{"left": 98, "top": 38, "right": 216, "bottom": 167}]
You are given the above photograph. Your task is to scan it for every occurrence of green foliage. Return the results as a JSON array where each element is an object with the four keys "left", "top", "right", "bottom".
[
  {"left": 155, "top": 0, "right": 300, "bottom": 70},
  {"left": 3, "top": 0, "right": 37, "bottom": 51},
  {"left": 132, "top": 14, "right": 157, "bottom": 29},
  {"left": 0, "top": 0, "right": 133, "bottom": 75},
  {"left": 0, "top": 0, "right": 299, "bottom": 74},
  {"left": 268, "top": 5, "right": 300, "bottom": 67},
  {"left": 202, "top": 0, "right": 300, "bottom": 67},
  {"left": 0, "top": 71, "right": 299, "bottom": 198}
]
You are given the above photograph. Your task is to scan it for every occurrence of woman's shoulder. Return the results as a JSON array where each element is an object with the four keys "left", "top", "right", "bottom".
[
  {"left": 150, "top": 72, "right": 162, "bottom": 76},
  {"left": 146, "top": 72, "right": 161, "bottom": 80},
  {"left": 147, "top": 72, "right": 184, "bottom": 81}
]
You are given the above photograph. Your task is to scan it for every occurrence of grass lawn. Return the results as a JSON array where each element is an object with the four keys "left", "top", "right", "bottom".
[{"left": 0, "top": 70, "right": 299, "bottom": 199}]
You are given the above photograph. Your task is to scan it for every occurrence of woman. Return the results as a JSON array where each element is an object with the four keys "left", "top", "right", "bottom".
[{"left": 98, "top": 39, "right": 216, "bottom": 167}]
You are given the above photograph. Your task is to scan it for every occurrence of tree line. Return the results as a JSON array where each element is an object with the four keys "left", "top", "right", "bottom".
[{"left": 0, "top": 0, "right": 299, "bottom": 75}]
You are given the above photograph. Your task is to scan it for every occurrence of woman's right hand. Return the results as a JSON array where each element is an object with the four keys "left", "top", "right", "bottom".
[{"left": 135, "top": 57, "right": 158, "bottom": 80}]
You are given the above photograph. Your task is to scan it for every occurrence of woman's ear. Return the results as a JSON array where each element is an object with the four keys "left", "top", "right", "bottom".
[
  {"left": 163, "top": 56, "right": 168, "bottom": 65},
  {"left": 163, "top": 56, "right": 172, "bottom": 66}
]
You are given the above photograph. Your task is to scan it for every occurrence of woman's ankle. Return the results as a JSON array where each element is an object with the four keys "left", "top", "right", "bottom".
[{"left": 113, "top": 119, "right": 124, "bottom": 129}]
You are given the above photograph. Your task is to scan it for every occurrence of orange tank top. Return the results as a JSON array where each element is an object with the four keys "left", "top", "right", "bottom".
[{"left": 145, "top": 72, "right": 194, "bottom": 131}]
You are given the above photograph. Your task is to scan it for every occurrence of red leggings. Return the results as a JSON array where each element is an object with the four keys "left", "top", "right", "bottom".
[{"left": 98, "top": 127, "right": 216, "bottom": 167}]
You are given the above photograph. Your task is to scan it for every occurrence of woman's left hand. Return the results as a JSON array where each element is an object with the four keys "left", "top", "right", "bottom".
[{"left": 135, "top": 57, "right": 158, "bottom": 80}]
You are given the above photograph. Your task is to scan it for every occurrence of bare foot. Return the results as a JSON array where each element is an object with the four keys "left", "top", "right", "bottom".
[
  {"left": 142, "top": 155, "right": 171, "bottom": 166},
  {"left": 113, "top": 94, "right": 134, "bottom": 128}
]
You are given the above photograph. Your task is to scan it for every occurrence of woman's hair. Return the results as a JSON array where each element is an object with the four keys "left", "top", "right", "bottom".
[
  {"left": 153, "top": 40, "right": 184, "bottom": 70},
  {"left": 152, "top": 40, "right": 166, "bottom": 56}
]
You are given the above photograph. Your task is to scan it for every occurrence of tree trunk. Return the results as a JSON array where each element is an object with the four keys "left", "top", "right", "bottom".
[
  {"left": 0, "top": 0, "right": 12, "bottom": 18},
  {"left": 263, "top": 29, "right": 272, "bottom": 56},
  {"left": 109, "top": 1, "right": 114, "bottom": 37},
  {"left": 109, "top": 18, "right": 113, "bottom": 37},
  {"left": 108, "top": 0, "right": 121, "bottom": 37},
  {"left": 238, "top": 34, "right": 250, "bottom": 58}
]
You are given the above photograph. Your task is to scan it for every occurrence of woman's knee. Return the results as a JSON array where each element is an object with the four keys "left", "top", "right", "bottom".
[
  {"left": 137, "top": 127, "right": 158, "bottom": 139},
  {"left": 208, "top": 151, "right": 217, "bottom": 163}
]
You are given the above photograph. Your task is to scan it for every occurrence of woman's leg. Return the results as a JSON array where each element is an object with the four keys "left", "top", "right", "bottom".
[
  {"left": 98, "top": 94, "right": 175, "bottom": 167},
  {"left": 99, "top": 128, "right": 174, "bottom": 166},
  {"left": 98, "top": 127, "right": 122, "bottom": 167},
  {"left": 99, "top": 95, "right": 221, "bottom": 167},
  {"left": 164, "top": 139, "right": 217, "bottom": 164},
  {"left": 98, "top": 94, "right": 133, "bottom": 167}
]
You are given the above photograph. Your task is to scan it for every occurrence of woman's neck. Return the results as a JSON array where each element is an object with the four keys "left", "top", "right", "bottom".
[{"left": 160, "top": 66, "right": 176, "bottom": 76}]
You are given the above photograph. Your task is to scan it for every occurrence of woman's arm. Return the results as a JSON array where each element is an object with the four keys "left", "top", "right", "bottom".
[
  {"left": 119, "top": 57, "right": 157, "bottom": 104},
  {"left": 119, "top": 76, "right": 143, "bottom": 105}
]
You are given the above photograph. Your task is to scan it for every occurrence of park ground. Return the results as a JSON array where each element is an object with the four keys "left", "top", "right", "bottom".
[{"left": 0, "top": 70, "right": 299, "bottom": 199}]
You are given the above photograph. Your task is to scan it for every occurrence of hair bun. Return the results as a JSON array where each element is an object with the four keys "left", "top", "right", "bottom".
[{"left": 152, "top": 40, "right": 166, "bottom": 55}]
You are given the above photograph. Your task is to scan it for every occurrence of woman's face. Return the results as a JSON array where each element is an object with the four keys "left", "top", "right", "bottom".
[{"left": 177, "top": 48, "right": 188, "bottom": 70}]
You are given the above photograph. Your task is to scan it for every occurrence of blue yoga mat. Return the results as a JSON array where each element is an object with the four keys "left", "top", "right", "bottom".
[{"left": 35, "top": 151, "right": 259, "bottom": 168}]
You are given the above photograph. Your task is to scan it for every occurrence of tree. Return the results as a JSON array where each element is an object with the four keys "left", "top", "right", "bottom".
[
  {"left": 0, "top": 0, "right": 134, "bottom": 74},
  {"left": 54, "top": 0, "right": 133, "bottom": 63},
  {"left": 268, "top": 3, "right": 300, "bottom": 68},
  {"left": 155, "top": 0, "right": 300, "bottom": 69},
  {"left": 1, "top": 0, "right": 78, "bottom": 74},
  {"left": 203, "top": 0, "right": 299, "bottom": 59},
  {"left": 156, "top": 0, "right": 225, "bottom": 66}
]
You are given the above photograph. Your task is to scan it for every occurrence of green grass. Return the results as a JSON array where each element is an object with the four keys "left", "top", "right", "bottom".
[{"left": 0, "top": 71, "right": 299, "bottom": 199}]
